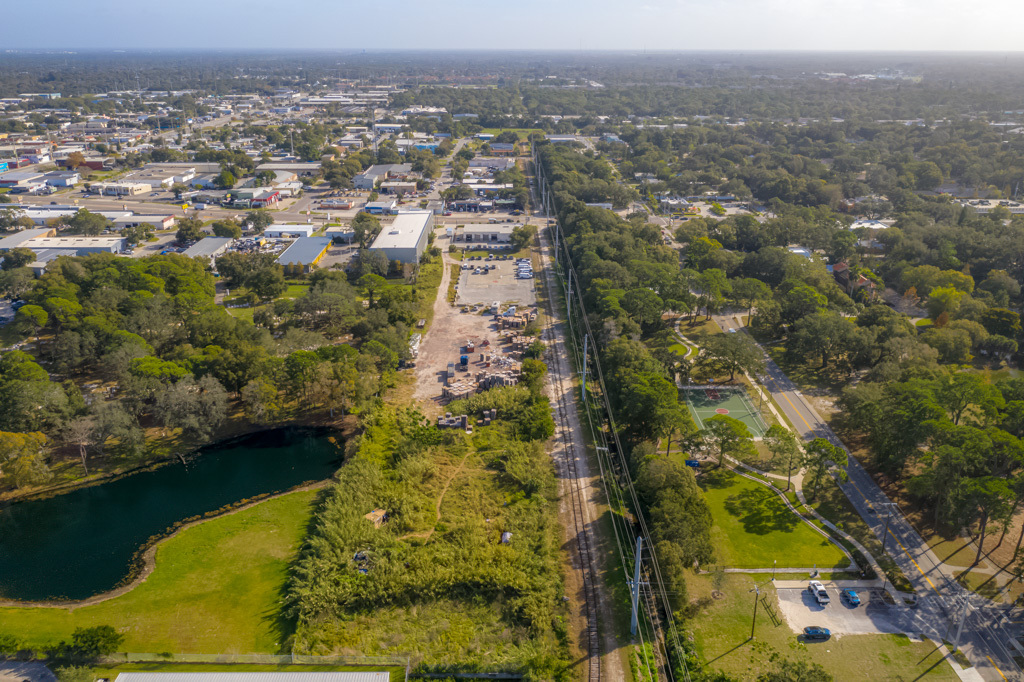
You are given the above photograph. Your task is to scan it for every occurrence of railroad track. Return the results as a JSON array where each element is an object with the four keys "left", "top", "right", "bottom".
[{"left": 538, "top": 229, "right": 602, "bottom": 682}]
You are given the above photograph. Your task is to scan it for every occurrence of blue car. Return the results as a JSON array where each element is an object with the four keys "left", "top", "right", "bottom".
[
  {"left": 841, "top": 589, "right": 861, "bottom": 606},
  {"left": 803, "top": 626, "right": 831, "bottom": 641}
]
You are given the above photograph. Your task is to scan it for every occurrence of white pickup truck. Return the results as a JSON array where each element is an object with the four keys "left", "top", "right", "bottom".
[{"left": 808, "top": 580, "right": 830, "bottom": 606}]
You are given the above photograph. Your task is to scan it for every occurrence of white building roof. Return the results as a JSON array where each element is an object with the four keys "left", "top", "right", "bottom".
[{"left": 370, "top": 211, "right": 432, "bottom": 251}]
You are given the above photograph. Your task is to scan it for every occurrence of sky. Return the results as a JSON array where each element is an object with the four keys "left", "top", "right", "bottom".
[{"left": 4, "top": 0, "right": 1024, "bottom": 52}]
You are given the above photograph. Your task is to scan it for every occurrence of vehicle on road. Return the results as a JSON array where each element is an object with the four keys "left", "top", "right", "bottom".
[
  {"left": 841, "top": 589, "right": 860, "bottom": 606},
  {"left": 802, "top": 626, "right": 831, "bottom": 641},
  {"left": 808, "top": 580, "right": 830, "bottom": 605}
]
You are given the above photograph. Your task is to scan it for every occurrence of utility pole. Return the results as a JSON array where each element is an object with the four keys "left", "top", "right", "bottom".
[
  {"left": 953, "top": 596, "right": 970, "bottom": 651},
  {"left": 630, "top": 536, "right": 644, "bottom": 635},
  {"left": 749, "top": 585, "right": 760, "bottom": 640},
  {"left": 581, "top": 334, "right": 588, "bottom": 402}
]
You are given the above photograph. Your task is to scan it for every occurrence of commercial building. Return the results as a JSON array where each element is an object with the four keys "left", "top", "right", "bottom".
[
  {"left": 489, "top": 143, "right": 516, "bottom": 156},
  {"left": 91, "top": 182, "right": 151, "bottom": 196},
  {"left": 353, "top": 163, "right": 413, "bottom": 189},
  {"left": 468, "top": 157, "right": 516, "bottom": 171},
  {"left": 379, "top": 180, "right": 418, "bottom": 195},
  {"left": 364, "top": 200, "right": 397, "bottom": 215},
  {"left": 265, "top": 224, "right": 315, "bottom": 239},
  {"left": 369, "top": 210, "right": 434, "bottom": 264},
  {"left": 0, "top": 227, "right": 57, "bottom": 250},
  {"left": 0, "top": 171, "right": 44, "bottom": 188},
  {"left": 462, "top": 224, "right": 515, "bottom": 244},
  {"left": 183, "top": 237, "right": 232, "bottom": 262},
  {"left": 112, "top": 214, "right": 177, "bottom": 230},
  {"left": 325, "top": 226, "right": 355, "bottom": 243},
  {"left": 277, "top": 236, "right": 332, "bottom": 273},
  {"left": 256, "top": 162, "right": 321, "bottom": 177},
  {"left": 23, "top": 236, "right": 127, "bottom": 254},
  {"left": 43, "top": 171, "right": 81, "bottom": 187}
]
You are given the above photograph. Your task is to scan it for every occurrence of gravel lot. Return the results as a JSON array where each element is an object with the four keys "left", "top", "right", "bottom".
[{"left": 455, "top": 259, "right": 537, "bottom": 306}]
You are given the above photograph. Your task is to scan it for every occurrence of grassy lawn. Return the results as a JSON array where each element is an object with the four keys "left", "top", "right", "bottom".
[
  {"left": 688, "top": 573, "right": 958, "bottom": 681},
  {"left": 278, "top": 283, "right": 311, "bottom": 300},
  {"left": 915, "top": 318, "right": 934, "bottom": 328},
  {"left": 225, "top": 307, "right": 255, "bottom": 323},
  {"left": 478, "top": 128, "right": 545, "bottom": 140},
  {"left": 679, "top": 316, "right": 722, "bottom": 337},
  {"left": 92, "top": 664, "right": 405, "bottom": 682},
  {"left": 0, "top": 489, "right": 319, "bottom": 653},
  {"left": 699, "top": 469, "right": 847, "bottom": 570}
]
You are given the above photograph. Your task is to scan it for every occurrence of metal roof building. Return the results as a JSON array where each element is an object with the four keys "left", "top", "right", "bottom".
[
  {"left": 277, "top": 236, "right": 332, "bottom": 273},
  {"left": 0, "top": 227, "right": 56, "bottom": 250},
  {"left": 114, "top": 673, "right": 388, "bottom": 682},
  {"left": 183, "top": 237, "right": 233, "bottom": 261},
  {"left": 369, "top": 210, "right": 434, "bottom": 264}
]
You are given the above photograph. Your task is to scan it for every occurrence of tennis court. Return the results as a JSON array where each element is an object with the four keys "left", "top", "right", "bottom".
[{"left": 682, "top": 385, "right": 768, "bottom": 437}]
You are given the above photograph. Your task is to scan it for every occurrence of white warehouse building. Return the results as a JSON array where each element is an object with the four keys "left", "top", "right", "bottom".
[{"left": 368, "top": 210, "right": 434, "bottom": 264}]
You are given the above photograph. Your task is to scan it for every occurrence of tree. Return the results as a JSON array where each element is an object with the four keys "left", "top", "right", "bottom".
[
  {"left": 351, "top": 212, "right": 382, "bottom": 249},
  {"left": 358, "top": 273, "right": 387, "bottom": 304},
  {"left": 15, "top": 304, "right": 48, "bottom": 339},
  {"left": 245, "top": 210, "right": 274, "bottom": 234},
  {"left": 65, "top": 151, "right": 86, "bottom": 170},
  {"left": 685, "top": 236, "right": 722, "bottom": 271},
  {"left": 701, "top": 414, "right": 755, "bottom": 467},
  {"left": 980, "top": 308, "right": 1022, "bottom": 339},
  {"left": 54, "top": 668, "right": 94, "bottom": 682},
  {"left": 248, "top": 266, "right": 286, "bottom": 300},
  {"left": 214, "top": 169, "right": 236, "bottom": 189},
  {"left": 67, "top": 208, "right": 110, "bottom": 236},
  {"left": 934, "top": 372, "right": 1004, "bottom": 426},
  {"left": 211, "top": 219, "right": 242, "bottom": 239},
  {"left": 764, "top": 424, "right": 801, "bottom": 490},
  {"left": 781, "top": 284, "right": 826, "bottom": 324},
  {"left": 1, "top": 247, "right": 35, "bottom": 270},
  {"left": 65, "top": 417, "right": 96, "bottom": 475},
  {"left": 154, "top": 375, "right": 228, "bottom": 441},
  {"left": 0, "top": 430, "right": 50, "bottom": 488},
  {"left": 803, "top": 437, "right": 847, "bottom": 500},
  {"left": 697, "top": 332, "right": 765, "bottom": 381},
  {"left": 510, "top": 224, "right": 536, "bottom": 251},
  {"left": 241, "top": 378, "right": 281, "bottom": 425},
  {"left": 121, "top": 222, "right": 154, "bottom": 245},
  {"left": 175, "top": 217, "right": 205, "bottom": 243},
  {"left": 65, "top": 624, "right": 124, "bottom": 659},
  {"left": 730, "top": 277, "right": 771, "bottom": 320}
]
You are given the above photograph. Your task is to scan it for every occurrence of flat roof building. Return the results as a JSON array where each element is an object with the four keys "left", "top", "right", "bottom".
[
  {"left": 256, "top": 162, "right": 321, "bottom": 177},
  {"left": 369, "top": 210, "right": 434, "bottom": 264},
  {"left": 0, "top": 227, "right": 56, "bottom": 250},
  {"left": 277, "top": 236, "right": 332, "bottom": 273},
  {"left": 364, "top": 200, "right": 397, "bottom": 215},
  {"left": 183, "top": 237, "right": 233, "bottom": 261},
  {"left": 0, "top": 171, "right": 44, "bottom": 187},
  {"left": 26, "top": 236, "right": 127, "bottom": 254},
  {"left": 462, "top": 224, "right": 515, "bottom": 243},
  {"left": 265, "top": 224, "right": 315, "bottom": 239}
]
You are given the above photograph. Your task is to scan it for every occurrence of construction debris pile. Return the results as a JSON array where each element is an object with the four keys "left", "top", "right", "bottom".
[{"left": 437, "top": 412, "right": 470, "bottom": 429}]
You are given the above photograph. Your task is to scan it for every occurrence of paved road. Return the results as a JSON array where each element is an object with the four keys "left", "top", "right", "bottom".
[{"left": 713, "top": 313, "right": 1022, "bottom": 681}]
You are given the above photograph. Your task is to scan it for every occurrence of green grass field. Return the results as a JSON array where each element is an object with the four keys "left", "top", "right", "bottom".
[
  {"left": 0, "top": 489, "right": 318, "bottom": 653},
  {"left": 699, "top": 470, "right": 848, "bottom": 569},
  {"left": 689, "top": 573, "right": 957, "bottom": 681}
]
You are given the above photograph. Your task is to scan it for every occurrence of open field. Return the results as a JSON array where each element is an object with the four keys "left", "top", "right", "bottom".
[
  {"left": 0, "top": 489, "right": 318, "bottom": 652},
  {"left": 688, "top": 574, "right": 958, "bottom": 681},
  {"left": 699, "top": 469, "right": 848, "bottom": 570}
]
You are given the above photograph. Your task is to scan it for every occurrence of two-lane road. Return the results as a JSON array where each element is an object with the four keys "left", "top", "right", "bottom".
[{"left": 713, "top": 313, "right": 1021, "bottom": 681}]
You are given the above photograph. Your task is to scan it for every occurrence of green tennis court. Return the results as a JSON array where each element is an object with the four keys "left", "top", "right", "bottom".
[{"left": 682, "top": 385, "right": 768, "bottom": 437}]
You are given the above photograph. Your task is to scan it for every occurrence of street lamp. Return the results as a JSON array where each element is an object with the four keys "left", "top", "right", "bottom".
[
  {"left": 773, "top": 559, "right": 777, "bottom": 581},
  {"left": 749, "top": 585, "right": 760, "bottom": 640}
]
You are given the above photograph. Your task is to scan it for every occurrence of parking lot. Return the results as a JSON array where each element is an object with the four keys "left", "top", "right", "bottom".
[
  {"left": 455, "top": 256, "right": 536, "bottom": 306},
  {"left": 775, "top": 584, "right": 921, "bottom": 638}
]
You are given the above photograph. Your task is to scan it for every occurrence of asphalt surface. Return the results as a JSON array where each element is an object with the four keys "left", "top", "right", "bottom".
[{"left": 714, "top": 313, "right": 1023, "bottom": 681}]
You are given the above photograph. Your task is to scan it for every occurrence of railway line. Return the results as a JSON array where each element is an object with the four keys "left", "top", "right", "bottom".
[{"left": 537, "top": 217, "right": 602, "bottom": 682}]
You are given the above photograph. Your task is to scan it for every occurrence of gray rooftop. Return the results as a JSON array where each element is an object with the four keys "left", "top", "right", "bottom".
[
  {"left": 114, "top": 674, "right": 388, "bottom": 682},
  {"left": 277, "top": 236, "right": 332, "bottom": 265},
  {"left": 183, "top": 237, "right": 233, "bottom": 258},
  {"left": 370, "top": 211, "right": 432, "bottom": 250},
  {"left": 0, "top": 227, "right": 52, "bottom": 250}
]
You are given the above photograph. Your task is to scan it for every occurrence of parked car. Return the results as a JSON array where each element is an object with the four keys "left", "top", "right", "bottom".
[
  {"left": 802, "top": 626, "right": 831, "bottom": 641},
  {"left": 841, "top": 589, "right": 860, "bottom": 606},
  {"left": 808, "top": 580, "right": 830, "bottom": 606}
]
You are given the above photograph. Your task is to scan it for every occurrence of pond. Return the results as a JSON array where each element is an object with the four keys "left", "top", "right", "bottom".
[{"left": 0, "top": 428, "right": 341, "bottom": 602}]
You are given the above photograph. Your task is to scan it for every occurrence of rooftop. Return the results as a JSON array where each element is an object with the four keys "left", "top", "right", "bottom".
[
  {"left": 370, "top": 211, "right": 432, "bottom": 251},
  {"left": 277, "top": 236, "right": 332, "bottom": 265},
  {"left": 183, "top": 237, "right": 233, "bottom": 258}
]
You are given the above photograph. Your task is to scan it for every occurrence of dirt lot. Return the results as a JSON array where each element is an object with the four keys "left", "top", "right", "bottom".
[
  {"left": 414, "top": 250, "right": 508, "bottom": 407},
  {"left": 455, "top": 258, "right": 537, "bottom": 306}
]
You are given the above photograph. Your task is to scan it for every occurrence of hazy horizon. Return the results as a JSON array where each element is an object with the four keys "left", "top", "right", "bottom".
[{"left": 6, "top": 0, "right": 1024, "bottom": 53}]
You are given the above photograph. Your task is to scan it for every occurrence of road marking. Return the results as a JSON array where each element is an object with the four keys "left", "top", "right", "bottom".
[
  {"left": 885, "top": 528, "right": 940, "bottom": 594},
  {"left": 777, "top": 388, "right": 815, "bottom": 433},
  {"left": 986, "top": 656, "right": 1008, "bottom": 680}
]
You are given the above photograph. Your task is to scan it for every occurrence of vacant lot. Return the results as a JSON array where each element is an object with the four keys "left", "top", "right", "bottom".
[
  {"left": 699, "top": 469, "right": 849, "bottom": 569},
  {"left": 455, "top": 258, "right": 536, "bottom": 306},
  {"left": 0, "top": 489, "right": 318, "bottom": 653}
]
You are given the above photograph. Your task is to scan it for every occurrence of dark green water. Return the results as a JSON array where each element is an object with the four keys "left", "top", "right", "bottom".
[{"left": 0, "top": 428, "right": 341, "bottom": 602}]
